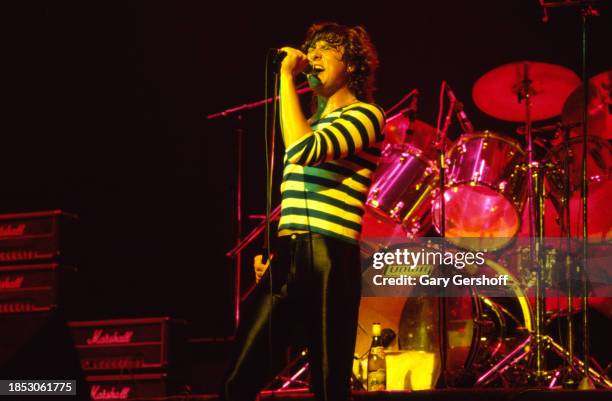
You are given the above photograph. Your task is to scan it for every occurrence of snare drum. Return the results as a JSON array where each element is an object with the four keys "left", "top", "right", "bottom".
[
  {"left": 433, "top": 131, "right": 527, "bottom": 250},
  {"left": 366, "top": 143, "right": 438, "bottom": 235}
]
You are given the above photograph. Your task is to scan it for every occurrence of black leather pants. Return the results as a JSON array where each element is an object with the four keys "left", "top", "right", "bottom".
[{"left": 222, "top": 233, "right": 361, "bottom": 401}]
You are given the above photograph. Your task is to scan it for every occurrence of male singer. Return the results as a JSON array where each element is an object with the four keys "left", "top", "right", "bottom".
[{"left": 222, "top": 22, "right": 385, "bottom": 401}]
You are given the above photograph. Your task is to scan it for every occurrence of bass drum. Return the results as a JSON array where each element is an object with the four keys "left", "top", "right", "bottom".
[{"left": 355, "top": 252, "right": 532, "bottom": 389}]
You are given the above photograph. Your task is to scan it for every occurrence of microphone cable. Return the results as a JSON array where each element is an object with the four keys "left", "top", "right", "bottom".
[{"left": 263, "top": 48, "right": 278, "bottom": 381}]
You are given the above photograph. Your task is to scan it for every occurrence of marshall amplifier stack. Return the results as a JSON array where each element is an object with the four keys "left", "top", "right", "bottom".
[
  {"left": 0, "top": 209, "right": 79, "bottom": 316},
  {"left": 0, "top": 210, "right": 86, "bottom": 398},
  {"left": 69, "top": 317, "right": 189, "bottom": 400}
]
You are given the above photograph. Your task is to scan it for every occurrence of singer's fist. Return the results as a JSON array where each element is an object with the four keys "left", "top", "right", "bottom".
[
  {"left": 254, "top": 254, "right": 272, "bottom": 284},
  {"left": 279, "top": 47, "right": 309, "bottom": 78}
]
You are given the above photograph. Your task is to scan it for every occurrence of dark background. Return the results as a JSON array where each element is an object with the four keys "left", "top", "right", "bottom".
[{"left": 3, "top": 1, "right": 610, "bottom": 339}]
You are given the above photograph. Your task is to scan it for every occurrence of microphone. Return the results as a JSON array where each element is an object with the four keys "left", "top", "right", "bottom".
[
  {"left": 271, "top": 48, "right": 288, "bottom": 68},
  {"left": 271, "top": 48, "right": 315, "bottom": 75},
  {"left": 445, "top": 85, "right": 475, "bottom": 133}
]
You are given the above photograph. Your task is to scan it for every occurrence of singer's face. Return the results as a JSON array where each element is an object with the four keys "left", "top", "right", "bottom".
[{"left": 307, "top": 40, "right": 349, "bottom": 96}]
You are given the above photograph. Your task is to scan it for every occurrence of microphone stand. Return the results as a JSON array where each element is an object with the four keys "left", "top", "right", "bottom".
[
  {"left": 435, "top": 81, "right": 455, "bottom": 388},
  {"left": 206, "top": 84, "right": 312, "bottom": 120},
  {"left": 206, "top": 83, "right": 312, "bottom": 332}
]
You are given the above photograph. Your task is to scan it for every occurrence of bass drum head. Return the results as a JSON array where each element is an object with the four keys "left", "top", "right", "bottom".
[{"left": 355, "top": 256, "right": 532, "bottom": 388}]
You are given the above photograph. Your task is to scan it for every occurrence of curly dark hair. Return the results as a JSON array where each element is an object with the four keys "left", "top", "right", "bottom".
[{"left": 301, "top": 22, "right": 379, "bottom": 102}]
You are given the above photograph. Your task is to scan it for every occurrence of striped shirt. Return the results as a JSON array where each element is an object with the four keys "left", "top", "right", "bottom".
[{"left": 279, "top": 101, "right": 386, "bottom": 243}]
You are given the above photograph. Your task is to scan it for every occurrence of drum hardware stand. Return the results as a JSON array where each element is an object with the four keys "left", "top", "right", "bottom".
[
  {"left": 560, "top": 122, "right": 577, "bottom": 387},
  {"left": 263, "top": 349, "right": 310, "bottom": 392},
  {"left": 434, "top": 81, "right": 456, "bottom": 387},
  {"left": 476, "top": 61, "right": 611, "bottom": 388},
  {"left": 539, "top": 0, "right": 602, "bottom": 389},
  {"left": 476, "top": 64, "right": 575, "bottom": 387},
  {"left": 577, "top": 3, "right": 597, "bottom": 390},
  {"left": 475, "top": 333, "right": 612, "bottom": 387},
  {"left": 516, "top": 61, "right": 550, "bottom": 384}
]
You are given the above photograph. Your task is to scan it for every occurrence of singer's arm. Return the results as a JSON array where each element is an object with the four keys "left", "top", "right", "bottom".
[
  {"left": 279, "top": 47, "right": 311, "bottom": 147},
  {"left": 284, "top": 104, "right": 385, "bottom": 166}
]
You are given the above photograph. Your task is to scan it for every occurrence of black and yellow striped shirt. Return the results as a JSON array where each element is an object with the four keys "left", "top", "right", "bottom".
[{"left": 279, "top": 101, "right": 386, "bottom": 243}]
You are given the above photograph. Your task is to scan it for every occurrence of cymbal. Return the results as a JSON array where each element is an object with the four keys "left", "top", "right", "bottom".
[
  {"left": 561, "top": 70, "right": 611, "bottom": 139},
  {"left": 472, "top": 61, "right": 581, "bottom": 122}
]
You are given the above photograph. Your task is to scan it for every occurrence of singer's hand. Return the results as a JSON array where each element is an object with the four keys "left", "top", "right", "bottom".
[
  {"left": 254, "top": 254, "right": 273, "bottom": 284},
  {"left": 279, "top": 47, "right": 309, "bottom": 78},
  {"left": 279, "top": 47, "right": 311, "bottom": 147}
]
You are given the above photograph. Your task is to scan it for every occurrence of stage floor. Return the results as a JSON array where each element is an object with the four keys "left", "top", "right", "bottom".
[{"left": 127, "top": 388, "right": 612, "bottom": 401}]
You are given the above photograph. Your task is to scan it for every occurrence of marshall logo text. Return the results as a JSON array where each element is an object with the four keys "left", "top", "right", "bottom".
[
  {"left": 0, "top": 223, "right": 26, "bottom": 238},
  {"left": 87, "top": 329, "right": 135, "bottom": 345},
  {"left": 0, "top": 276, "right": 24, "bottom": 290},
  {"left": 90, "top": 385, "right": 131, "bottom": 400}
]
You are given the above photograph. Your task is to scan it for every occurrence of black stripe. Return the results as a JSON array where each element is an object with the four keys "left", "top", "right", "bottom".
[
  {"left": 321, "top": 128, "right": 341, "bottom": 160},
  {"left": 317, "top": 162, "right": 371, "bottom": 187},
  {"left": 348, "top": 106, "right": 384, "bottom": 142},
  {"left": 286, "top": 137, "right": 311, "bottom": 161},
  {"left": 330, "top": 121, "right": 355, "bottom": 155},
  {"left": 278, "top": 223, "right": 358, "bottom": 244},
  {"left": 282, "top": 207, "right": 361, "bottom": 231},
  {"left": 312, "top": 132, "right": 328, "bottom": 165},
  {"left": 346, "top": 154, "right": 378, "bottom": 171},
  {"left": 282, "top": 190, "right": 365, "bottom": 216},
  {"left": 283, "top": 173, "right": 367, "bottom": 202},
  {"left": 373, "top": 103, "right": 387, "bottom": 141},
  {"left": 342, "top": 114, "right": 370, "bottom": 149},
  {"left": 363, "top": 147, "right": 382, "bottom": 157},
  {"left": 312, "top": 116, "right": 338, "bottom": 126},
  {"left": 374, "top": 103, "right": 386, "bottom": 118},
  {"left": 297, "top": 136, "right": 314, "bottom": 165}
]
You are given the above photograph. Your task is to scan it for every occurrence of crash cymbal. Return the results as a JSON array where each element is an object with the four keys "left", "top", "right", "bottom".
[
  {"left": 472, "top": 61, "right": 581, "bottom": 122},
  {"left": 562, "top": 70, "right": 611, "bottom": 139}
]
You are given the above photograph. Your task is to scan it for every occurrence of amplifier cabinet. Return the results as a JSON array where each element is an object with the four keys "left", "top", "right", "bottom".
[
  {"left": 0, "top": 263, "right": 74, "bottom": 314},
  {"left": 0, "top": 210, "right": 79, "bottom": 265},
  {"left": 86, "top": 373, "right": 181, "bottom": 400},
  {"left": 69, "top": 317, "right": 188, "bottom": 373}
]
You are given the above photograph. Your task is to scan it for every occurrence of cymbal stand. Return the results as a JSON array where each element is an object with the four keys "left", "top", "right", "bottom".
[
  {"left": 474, "top": 62, "right": 612, "bottom": 388},
  {"left": 476, "top": 333, "right": 612, "bottom": 387},
  {"left": 539, "top": 0, "right": 602, "bottom": 389},
  {"left": 560, "top": 123, "right": 576, "bottom": 386},
  {"left": 518, "top": 62, "right": 548, "bottom": 383},
  {"left": 475, "top": 62, "right": 611, "bottom": 390},
  {"left": 577, "top": 3, "right": 596, "bottom": 389}
]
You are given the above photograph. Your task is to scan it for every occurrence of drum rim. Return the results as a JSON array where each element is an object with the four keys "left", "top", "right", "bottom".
[
  {"left": 448, "top": 130, "right": 526, "bottom": 156},
  {"left": 383, "top": 142, "right": 439, "bottom": 169}
]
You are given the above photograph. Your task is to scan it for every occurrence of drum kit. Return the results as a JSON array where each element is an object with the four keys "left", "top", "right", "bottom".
[{"left": 358, "top": 63, "right": 611, "bottom": 389}]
